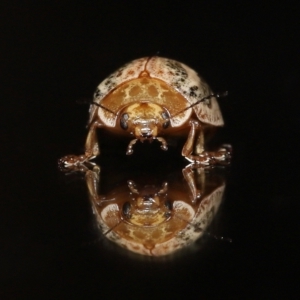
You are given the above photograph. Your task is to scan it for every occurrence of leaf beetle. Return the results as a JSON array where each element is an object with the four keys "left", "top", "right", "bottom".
[
  {"left": 85, "top": 164, "right": 227, "bottom": 256},
  {"left": 60, "top": 57, "right": 231, "bottom": 168}
]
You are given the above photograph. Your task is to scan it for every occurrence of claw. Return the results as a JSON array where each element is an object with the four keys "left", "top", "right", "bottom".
[{"left": 58, "top": 154, "right": 95, "bottom": 172}]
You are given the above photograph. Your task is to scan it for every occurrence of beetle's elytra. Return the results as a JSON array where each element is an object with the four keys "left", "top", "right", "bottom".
[{"left": 60, "top": 57, "right": 231, "bottom": 168}]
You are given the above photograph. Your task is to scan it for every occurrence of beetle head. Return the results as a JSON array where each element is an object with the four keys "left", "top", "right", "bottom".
[
  {"left": 119, "top": 102, "right": 170, "bottom": 141},
  {"left": 122, "top": 181, "right": 172, "bottom": 226}
]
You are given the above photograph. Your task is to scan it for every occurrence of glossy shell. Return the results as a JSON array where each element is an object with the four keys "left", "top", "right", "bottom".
[
  {"left": 92, "top": 184, "right": 224, "bottom": 256},
  {"left": 89, "top": 57, "right": 224, "bottom": 128}
]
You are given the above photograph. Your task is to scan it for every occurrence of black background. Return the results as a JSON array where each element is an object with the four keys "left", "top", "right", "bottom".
[{"left": 1, "top": 1, "right": 299, "bottom": 299}]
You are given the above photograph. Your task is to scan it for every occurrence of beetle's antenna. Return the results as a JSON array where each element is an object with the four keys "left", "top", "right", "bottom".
[
  {"left": 92, "top": 101, "right": 118, "bottom": 116},
  {"left": 103, "top": 220, "right": 123, "bottom": 236},
  {"left": 169, "top": 91, "right": 228, "bottom": 120}
]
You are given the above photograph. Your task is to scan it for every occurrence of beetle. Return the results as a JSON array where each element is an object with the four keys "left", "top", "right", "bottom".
[
  {"left": 85, "top": 164, "right": 226, "bottom": 256},
  {"left": 60, "top": 57, "right": 231, "bottom": 168}
]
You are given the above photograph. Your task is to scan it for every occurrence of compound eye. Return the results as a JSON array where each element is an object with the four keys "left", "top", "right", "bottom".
[
  {"left": 120, "top": 113, "right": 129, "bottom": 130},
  {"left": 161, "top": 111, "right": 170, "bottom": 129},
  {"left": 122, "top": 202, "right": 132, "bottom": 219}
]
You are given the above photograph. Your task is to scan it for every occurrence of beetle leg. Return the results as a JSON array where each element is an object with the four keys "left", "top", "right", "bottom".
[
  {"left": 84, "top": 121, "right": 103, "bottom": 158},
  {"left": 58, "top": 154, "right": 95, "bottom": 172},
  {"left": 59, "top": 121, "right": 103, "bottom": 170},
  {"left": 86, "top": 165, "right": 101, "bottom": 204},
  {"left": 85, "top": 165, "right": 116, "bottom": 206},
  {"left": 182, "top": 120, "right": 211, "bottom": 165},
  {"left": 207, "top": 146, "right": 232, "bottom": 165},
  {"left": 183, "top": 120, "right": 231, "bottom": 165},
  {"left": 195, "top": 130, "right": 204, "bottom": 154},
  {"left": 182, "top": 120, "right": 198, "bottom": 157},
  {"left": 182, "top": 164, "right": 205, "bottom": 203}
]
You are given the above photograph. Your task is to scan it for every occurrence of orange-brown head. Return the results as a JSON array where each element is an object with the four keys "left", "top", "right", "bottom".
[
  {"left": 122, "top": 181, "right": 172, "bottom": 227},
  {"left": 118, "top": 102, "right": 170, "bottom": 154}
]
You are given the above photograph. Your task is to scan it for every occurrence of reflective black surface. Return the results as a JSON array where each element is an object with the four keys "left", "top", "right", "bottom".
[{"left": 1, "top": 2, "right": 299, "bottom": 298}]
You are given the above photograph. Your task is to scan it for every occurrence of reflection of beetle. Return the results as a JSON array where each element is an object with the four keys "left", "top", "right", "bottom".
[
  {"left": 86, "top": 164, "right": 226, "bottom": 256},
  {"left": 60, "top": 57, "right": 231, "bottom": 168}
]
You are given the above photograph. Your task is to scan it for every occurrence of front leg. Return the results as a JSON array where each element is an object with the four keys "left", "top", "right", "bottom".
[
  {"left": 85, "top": 165, "right": 101, "bottom": 205},
  {"left": 84, "top": 121, "right": 103, "bottom": 158},
  {"left": 86, "top": 165, "right": 116, "bottom": 207},
  {"left": 182, "top": 120, "right": 231, "bottom": 165},
  {"left": 59, "top": 121, "right": 103, "bottom": 170},
  {"left": 182, "top": 164, "right": 205, "bottom": 203}
]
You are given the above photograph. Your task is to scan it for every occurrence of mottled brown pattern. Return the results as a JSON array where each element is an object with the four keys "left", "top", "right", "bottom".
[{"left": 90, "top": 57, "right": 224, "bottom": 126}]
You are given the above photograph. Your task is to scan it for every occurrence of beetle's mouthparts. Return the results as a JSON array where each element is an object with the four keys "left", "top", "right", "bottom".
[
  {"left": 140, "top": 131, "right": 153, "bottom": 141},
  {"left": 140, "top": 127, "right": 152, "bottom": 136},
  {"left": 126, "top": 136, "right": 168, "bottom": 155}
]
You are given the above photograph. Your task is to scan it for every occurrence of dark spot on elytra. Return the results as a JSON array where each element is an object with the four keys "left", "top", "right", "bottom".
[
  {"left": 107, "top": 72, "right": 117, "bottom": 79},
  {"left": 189, "top": 86, "right": 199, "bottom": 97},
  {"left": 94, "top": 88, "right": 103, "bottom": 98},
  {"left": 190, "top": 85, "right": 198, "bottom": 91},
  {"left": 194, "top": 227, "right": 203, "bottom": 232},
  {"left": 166, "top": 60, "right": 188, "bottom": 79},
  {"left": 127, "top": 69, "right": 135, "bottom": 75}
]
